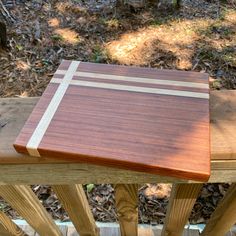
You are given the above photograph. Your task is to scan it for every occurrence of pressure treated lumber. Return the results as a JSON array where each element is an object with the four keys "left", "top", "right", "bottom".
[
  {"left": 161, "top": 183, "right": 202, "bottom": 236},
  {"left": 0, "top": 185, "right": 62, "bottom": 236},
  {"left": 0, "top": 211, "right": 27, "bottom": 236},
  {"left": 201, "top": 183, "right": 236, "bottom": 236},
  {"left": 0, "top": 224, "right": 12, "bottom": 236},
  {"left": 13, "top": 60, "right": 210, "bottom": 181},
  {"left": 52, "top": 184, "right": 99, "bottom": 236},
  {"left": 0, "top": 161, "right": 235, "bottom": 185},
  {"left": 210, "top": 90, "right": 236, "bottom": 160},
  {"left": 114, "top": 184, "right": 139, "bottom": 236}
]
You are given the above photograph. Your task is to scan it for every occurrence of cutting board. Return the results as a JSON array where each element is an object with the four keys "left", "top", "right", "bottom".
[{"left": 14, "top": 60, "right": 210, "bottom": 181}]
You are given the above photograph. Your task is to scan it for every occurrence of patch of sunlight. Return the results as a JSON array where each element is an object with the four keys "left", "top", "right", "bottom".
[
  {"left": 105, "top": 19, "right": 119, "bottom": 29},
  {"left": 55, "top": 2, "right": 71, "bottom": 13},
  {"left": 224, "top": 9, "right": 236, "bottom": 23},
  {"left": 18, "top": 91, "right": 29, "bottom": 98},
  {"left": 55, "top": 2, "right": 86, "bottom": 14},
  {"left": 54, "top": 28, "right": 80, "bottom": 44},
  {"left": 48, "top": 18, "right": 60, "bottom": 27},
  {"left": 16, "top": 60, "right": 30, "bottom": 71},
  {"left": 144, "top": 184, "right": 171, "bottom": 199},
  {"left": 106, "top": 19, "right": 208, "bottom": 69}
]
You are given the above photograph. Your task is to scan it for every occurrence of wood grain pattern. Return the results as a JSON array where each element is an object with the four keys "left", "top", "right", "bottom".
[
  {"left": 161, "top": 183, "right": 202, "bottom": 236},
  {"left": 0, "top": 211, "right": 28, "bottom": 236},
  {"left": 52, "top": 184, "right": 99, "bottom": 236},
  {"left": 26, "top": 61, "right": 80, "bottom": 157},
  {"left": 0, "top": 90, "right": 236, "bottom": 183},
  {"left": 201, "top": 183, "right": 236, "bottom": 236},
  {"left": 210, "top": 91, "right": 236, "bottom": 160},
  {"left": 114, "top": 184, "right": 139, "bottom": 236},
  {"left": 0, "top": 91, "right": 234, "bottom": 163},
  {"left": 0, "top": 185, "right": 62, "bottom": 236},
  {"left": 0, "top": 224, "right": 13, "bottom": 236},
  {"left": 13, "top": 60, "right": 210, "bottom": 181},
  {"left": 0, "top": 161, "right": 235, "bottom": 184}
]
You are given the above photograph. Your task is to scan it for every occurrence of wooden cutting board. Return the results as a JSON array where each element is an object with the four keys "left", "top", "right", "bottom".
[{"left": 14, "top": 60, "right": 210, "bottom": 181}]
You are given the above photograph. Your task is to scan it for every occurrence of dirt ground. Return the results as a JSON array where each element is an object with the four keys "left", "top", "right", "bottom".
[{"left": 0, "top": 0, "right": 235, "bottom": 224}]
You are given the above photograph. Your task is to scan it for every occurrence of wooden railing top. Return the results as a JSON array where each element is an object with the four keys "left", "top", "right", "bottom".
[{"left": 0, "top": 90, "right": 236, "bottom": 183}]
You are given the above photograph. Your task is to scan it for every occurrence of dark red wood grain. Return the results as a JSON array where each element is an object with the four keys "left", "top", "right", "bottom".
[{"left": 14, "top": 60, "right": 210, "bottom": 181}]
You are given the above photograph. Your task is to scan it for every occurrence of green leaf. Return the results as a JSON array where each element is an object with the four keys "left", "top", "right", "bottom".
[
  {"left": 16, "top": 45, "right": 23, "bottom": 51},
  {"left": 86, "top": 184, "right": 95, "bottom": 193}
]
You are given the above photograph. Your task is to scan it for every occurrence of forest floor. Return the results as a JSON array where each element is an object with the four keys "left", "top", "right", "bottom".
[{"left": 0, "top": 0, "right": 235, "bottom": 224}]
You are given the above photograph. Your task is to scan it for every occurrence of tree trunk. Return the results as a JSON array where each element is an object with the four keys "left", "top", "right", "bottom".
[
  {"left": 0, "top": 0, "right": 15, "bottom": 48},
  {"left": 0, "top": 21, "right": 7, "bottom": 48}
]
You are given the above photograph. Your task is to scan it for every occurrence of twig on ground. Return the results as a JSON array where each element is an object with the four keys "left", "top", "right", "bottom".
[{"left": 0, "top": 0, "right": 15, "bottom": 23}]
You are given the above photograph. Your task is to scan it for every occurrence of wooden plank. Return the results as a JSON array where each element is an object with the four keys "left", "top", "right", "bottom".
[
  {"left": 52, "top": 184, "right": 99, "bottom": 236},
  {"left": 114, "top": 184, "right": 139, "bottom": 236},
  {"left": 0, "top": 211, "right": 28, "bottom": 235},
  {"left": 201, "top": 183, "right": 236, "bottom": 236},
  {"left": 0, "top": 161, "right": 235, "bottom": 185},
  {"left": 13, "top": 60, "right": 210, "bottom": 181},
  {"left": 0, "top": 161, "right": 187, "bottom": 185},
  {"left": 210, "top": 90, "right": 236, "bottom": 160},
  {"left": 0, "top": 185, "right": 62, "bottom": 236},
  {"left": 161, "top": 183, "right": 202, "bottom": 236}
]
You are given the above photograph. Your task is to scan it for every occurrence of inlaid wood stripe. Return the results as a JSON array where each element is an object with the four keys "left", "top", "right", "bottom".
[
  {"left": 55, "top": 70, "right": 209, "bottom": 89},
  {"left": 26, "top": 61, "right": 80, "bottom": 157},
  {"left": 51, "top": 78, "right": 209, "bottom": 99},
  {"left": 78, "top": 61, "right": 209, "bottom": 82}
]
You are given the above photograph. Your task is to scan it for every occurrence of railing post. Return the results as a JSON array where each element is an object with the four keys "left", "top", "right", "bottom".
[
  {"left": 0, "top": 185, "right": 62, "bottom": 236},
  {"left": 0, "top": 211, "right": 28, "bottom": 236},
  {"left": 114, "top": 184, "right": 139, "bottom": 236},
  {"left": 201, "top": 183, "right": 236, "bottom": 236},
  {"left": 161, "top": 183, "right": 202, "bottom": 236},
  {"left": 52, "top": 184, "right": 99, "bottom": 236}
]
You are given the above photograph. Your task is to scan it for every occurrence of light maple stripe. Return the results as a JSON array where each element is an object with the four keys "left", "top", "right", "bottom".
[
  {"left": 26, "top": 61, "right": 80, "bottom": 157},
  {"left": 51, "top": 78, "right": 209, "bottom": 99},
  {"left": 55, "top": 70, "right": 208, "bottom": 89}
]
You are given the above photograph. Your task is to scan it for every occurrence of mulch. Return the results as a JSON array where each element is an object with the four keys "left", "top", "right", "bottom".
[{"left": 0, "top": 0, "right": 235, "bottom": 224}]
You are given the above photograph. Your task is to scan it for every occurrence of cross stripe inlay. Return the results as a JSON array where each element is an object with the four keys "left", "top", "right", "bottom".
[
  {"left": 54, "top": 70, "right": 208, "bottom": 89},
  {"left": 51, "top": 78, "right": 209, "bottom": 99},
  {"left": 26, "top": 61, "right": 81, "bottom": 157}
]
